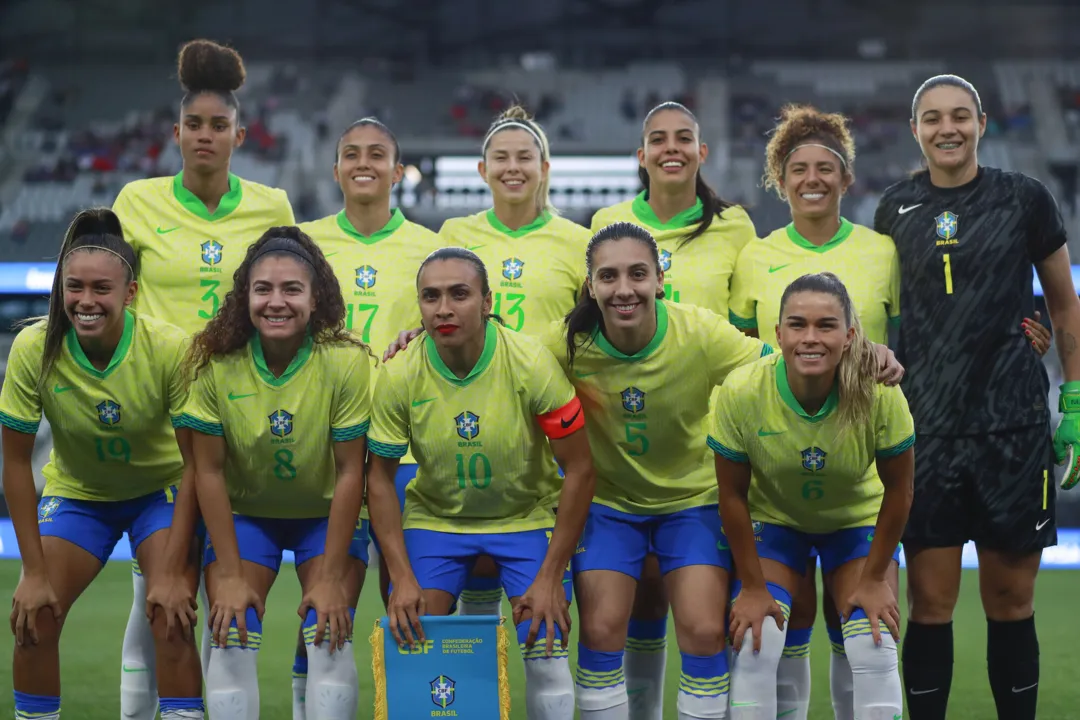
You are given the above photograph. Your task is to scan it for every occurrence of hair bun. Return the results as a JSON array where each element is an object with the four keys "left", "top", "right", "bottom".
[
  {"left": 178, "top": 39, "right": 246, "bottom": 95},
  {"left": 69, "top": 207, "right": 123, "bottom": 241}
]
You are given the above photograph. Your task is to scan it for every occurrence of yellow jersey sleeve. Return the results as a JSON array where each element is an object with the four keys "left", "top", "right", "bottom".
[
  {"left": 181, "top": 365, "right": 223, "bottom": 436},
  {"left": 522, "top": 342, "right": 576, "bottom": 416},
  {"left": 707, "top": 374, "right": 749, "bottom": 463},
  {"left": 329, "top": 345, "right": 372, "bottom": 441},
  {"left": 874, "top": 384, "right": 915, "bottom": 457},
  {"left": 0, "top": 324, "right": 45, "bottom": 433},
  {"left": 728, "top": 241, "right": 760, "bottom": 331},
  {"left": 697, "top": 305, "right": 772, "bottom": 387},
  {"left": 368, "top": 364, "right": 410, "bottom": 458}
]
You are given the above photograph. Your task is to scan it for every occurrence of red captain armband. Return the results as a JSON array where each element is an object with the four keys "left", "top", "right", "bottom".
[{"left": 537, "top": 396, "right": 585, "bottom": 439}]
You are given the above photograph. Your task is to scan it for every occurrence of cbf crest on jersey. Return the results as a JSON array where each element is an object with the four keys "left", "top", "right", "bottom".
[
  {"left": 659, "top": 249, "right": 672, "bottom": 272},
  {"left": 38, "top": 496, "right": 62, "bottom": 523},
  {"left": 97, "top": 399, "right": 122, "bottom": 426},
  {"left": 430, "top": 675, "right": 456, "bottom": 709},
  {"left": 356, "top": 265, "right": 377, "bottom": 290},
  {"left": 935, "top": 212, "right": 958, "bottom": 241},
  {"left": 621, "top": 387, "right": 646, "bottom": 414},
  {"left": 269, "top": 409, "right": 294, "bottom": 438},
  {"left": 455, "top": 411, "right": 480, "bottom": 441},
  {"left": 200, "top": 239, "right": 223, "bottom": 266},
  {"left": 501, "top": 257, "right": 524, "bottom": 281},
  {"left": 801, "top": 446, "right": 827, "bottom": 472}
]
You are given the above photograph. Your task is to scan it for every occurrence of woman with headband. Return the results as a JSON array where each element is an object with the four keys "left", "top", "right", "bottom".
[
  {"left": 175, "top": 227, "right": 372, "bottom": 720},
  {"left": 587, "top": 100, "right": 758, "bottom": 720},
  {"left": 435, "top": 105, "right": 591, "bottom": 618},
  {"left": 110, "top": 39, "right": 294, "bottom": 720},
  {"left": 1, "top": 208, "right": 203, "bottom": 719}
]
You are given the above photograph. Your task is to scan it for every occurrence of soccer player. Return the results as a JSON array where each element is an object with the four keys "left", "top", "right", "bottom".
[
  {"left": 298, "top": 116, "right": 444, "bottom": 716},
  {"left": 436, "top": 106, "right": 591, "bottom": 617},
  {"left": 367, "top": 247, "right": 595, "bottom": 720},
  {"left": 175, "top": 227, "right": 371, "bottom": 720},
  {"left": 874, "top": 74, "right": 1080, "bottom": 720},
  {"left": 551, "top": 221, "right": 770, "bottom": 720},
  {"left": 0, "top": 209, "right": 203, "bottom": 719},
  {"left": 110, "top": 38, "right": 295, "bottom": 720},
  {"left": 710, "top": 271, "right": 915, "bottom": 720},
  {"left": 588, "top": 101, "right": 758, "bottom": 719}
]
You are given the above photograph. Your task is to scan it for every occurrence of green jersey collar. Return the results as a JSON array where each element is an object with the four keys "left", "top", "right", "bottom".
[
  {"left": 485, "top": 209, "right": 551, "bottom": 238},
  {"left": 67, "top": 309, "right": 135, "bottom": 379},
  {"left": 172, "top": 172, "right": 243, "bottom": 222},
  {"left": 426, "top": 321, "right": 498, "bottom": 387},
  {"left": 785, "top": 217, "right": 853, "bottom": 253},
  {"left": 775, "top": 356, "right": 838, "bottom": 422},
  {"left": 335, "top": 208, "right": 405, "bottom": 244},
  {"left": 594, "top": 300, "right": 669, "bottom": 361},
  {"left": 250, "top": 332, "right": 314, "bottom": 386},
  {"left": 631, "top": 191, "right": 703, "bottom": 230}
]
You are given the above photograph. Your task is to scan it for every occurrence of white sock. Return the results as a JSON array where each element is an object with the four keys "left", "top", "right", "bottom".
[
  {"left": 161, "top": 709, "right": 206, "bottom": 719},
  {"left": 624, "top": 617, "right": 667, "bottom": 720},
  {"left": 576, "top": 645, "right": 629, "bottom": 719},
  {"left": 827, "top": 627, "right": 854, "bottom": 720},
  {"left": 776, "top": 627, "right": 812, "bottom": 720},
  {"left": 121, "top": 565, "right": 158, "bottom": 720},
  {"left": 199, "top": 576, "right": 212, "bottom": 679},
  {"left": 292, "top": 677, "right": 307, "bottom": 720},
  {"left": 729, "top": 619, "right": 786, "bottom": 719},
  {"left": 843, "top": 615, "right": 902, "bottom": 720},
  {"left": 525, "top": 656, "right": 576, "bottom": 719},
  {"left": 457, "top": 587, "right": 504, "bottom": 617},
  {"left": 206, "top": 646, "right": 261, "bottom": 720},
  {"left": 305, "top": 640, "right": 358, "bottom": 720}
]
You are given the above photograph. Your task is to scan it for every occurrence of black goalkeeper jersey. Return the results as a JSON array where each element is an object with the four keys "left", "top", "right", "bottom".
[{"left": 874, "top": 166, "right": 1066, "bottom": 436}]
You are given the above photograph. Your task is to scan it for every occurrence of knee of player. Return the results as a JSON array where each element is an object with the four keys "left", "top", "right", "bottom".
[
  {"left": 980, "top": 581, "right": 1035, "bottom": 620},
  {"left": 578, "top": 605, "right": 631, "bottom": 652},
  {"left": 906, "top": 580, "right": 960, "bottom": 623},
  {"left": 671, "top": 613, "right": 725, "bottom": 656}
]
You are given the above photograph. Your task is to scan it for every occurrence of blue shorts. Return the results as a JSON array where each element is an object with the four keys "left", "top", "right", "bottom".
[
  {"left": 370, "top": 463, "right": 419, "bottom": 555},
  {"left": 573, "top": 503, "right": 732, "bottom": 578},
  {"left": 403, "top": 528, "right": 572, "bottom": 602},
  {"left": 205, "top": 515, "right": 370, "bottom": 572},
  {"left": 37, "top": 486, "right": 177, "bottom": 566},
  {"left": 743, "top": 521, "right": 900, "bottom": 575}
]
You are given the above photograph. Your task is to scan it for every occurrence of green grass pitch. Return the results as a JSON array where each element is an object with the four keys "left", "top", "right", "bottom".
[{"left": 0, "top": 561, "right": 1076, "bottom": 718}]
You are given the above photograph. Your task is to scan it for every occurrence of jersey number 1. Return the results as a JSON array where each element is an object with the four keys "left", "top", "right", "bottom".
[{"left": 942, "top": 254, "right": 954, "bottom": 295}]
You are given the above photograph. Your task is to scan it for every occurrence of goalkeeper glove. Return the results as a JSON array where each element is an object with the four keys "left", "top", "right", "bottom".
[{"left": 1053, "top": 381, "right": 1080, "bottom": 490}]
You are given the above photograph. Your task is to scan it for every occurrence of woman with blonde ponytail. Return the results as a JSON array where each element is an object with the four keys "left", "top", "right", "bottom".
[{"left": 710, "top": 272, "right": 915, "bottom": 720}]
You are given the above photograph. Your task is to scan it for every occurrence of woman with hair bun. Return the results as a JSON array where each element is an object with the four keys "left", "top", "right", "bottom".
[{"left": 110, "top": 38, "right": 296, "bottom": 720}]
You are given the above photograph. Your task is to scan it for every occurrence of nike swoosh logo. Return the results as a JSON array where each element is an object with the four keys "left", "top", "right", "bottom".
[
  {"left": 156, "top": 226, "right": 180, "bottom": 234},
  {"left": 909, "top": 688, "right": 939, "bottom": 695},
  {"left": 228, "top": 392, "right": 257, "bottom": 401},
  {"left": 757, "top": 428, "right": 784, "bottom": 436},
  {"left": 574, "top": 371, "right": 600, "bottom": 379},
  {"left": 1012, "top": 683, "right": 1038, "bottom": 693},
  {"left": 122, "top": 664, "right": 149, "bottom": 673},
  {"left": 730, "top": 702, "right": 758, "bottom": 707},
  {"left": 777, "top": 711, "right": 797, "bottom": 718},
  {"left": 560, "top": 408, "right": 582, "bottom": 429},
  {"left": 53, "top": 384, "right": 75, "bottom": 394},
  {"left": 412, "top": 398, "right": 437, "bottom": 407},
  {"left": 466, "top": 245, "right": 485, "bottom": 251},
  {"left": 768, "top": 264, "right": 790, "bottom": 274},
  {"left": 1035, "top": 518, "right": 1050, "bottom": 531},
  {"left": 898, "top": 204, "right": 922, "bottom": 214},
  {"left": 324, "top": 251, "right": 339, "bottom": 258}
]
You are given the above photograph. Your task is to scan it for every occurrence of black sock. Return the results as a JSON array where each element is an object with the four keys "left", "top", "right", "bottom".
[
  {"left": 987, "top": 615, "right": 1039, "bottom": 720},
  {"left": 902, "top": 621, "right": 953, "bottom": 720}
]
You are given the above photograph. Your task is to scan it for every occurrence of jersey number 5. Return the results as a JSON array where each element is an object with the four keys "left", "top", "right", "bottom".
[
  {"left": 623, "top": 422, "right": 649, "bottom": 457},
  {"left": 942, "top": 254, "right": 954, "bottom": 295}
]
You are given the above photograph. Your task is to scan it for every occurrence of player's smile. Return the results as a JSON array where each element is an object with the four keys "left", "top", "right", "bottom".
[
  {"left": 639, "top": 107, "right": 705, "bottom": 189},
  {"left": 480, "top": 127, "right": 546, "bottom": 208},
  {"left": 248, "top": 256, "right": 314, "bottom": 341},
  {"left": 913, "top": 85, "right": 984, "bottom": 175},
  {"left": 782, "top": 145, "right": 848, "bottom": 220}
]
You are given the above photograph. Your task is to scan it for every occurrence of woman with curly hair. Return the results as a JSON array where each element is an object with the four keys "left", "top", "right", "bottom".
[
  {"left": 173, "top": 227, "right": 371, "bottom": 720},
  {"left": 110, "top": 38, "right": 294, "bottom": 720}
]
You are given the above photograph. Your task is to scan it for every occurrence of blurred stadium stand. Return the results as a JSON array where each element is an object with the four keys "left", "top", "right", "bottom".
[{"left": 0, "top": 0, "right": 1079, "bottom": 523}]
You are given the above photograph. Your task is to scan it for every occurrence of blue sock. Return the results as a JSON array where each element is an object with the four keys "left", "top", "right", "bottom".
[
  {"left": 460, "top": 572, "right": 503, "bottom": 606},
  {"left": 516, "top": 617, "right": 569, "bottom": 661},
  {"left": 14, "top": 691, "right": 60, "bottom": 719},
  {"left": 160, "top": 697, "right": 205, "bottom": 711},
  {"left": 626, "top": 615, "right": 668, "bottom": 653},
  {"left": 293, "top": 647, "right": 309, "bottom": 678},
  {"left": 827, "top": 624, "right": 847, "bottom": 657},
  {"left": 303, "top": 606, "right": 357, "bottom": 644},
  {"left": 783, "top": 626, "right": 813, "bottom": 659},
  {"left": 575, "top": 644, "right": 625, "bottom": 689},
  {"left": 678, "top": 650, "right": 730, "bottom": 698},
  {"left": 224, "top": 607, "right": 263, "bottom": 650}
]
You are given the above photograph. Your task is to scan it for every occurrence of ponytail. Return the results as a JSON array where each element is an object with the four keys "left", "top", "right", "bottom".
[
  {"left": 638, "top": 101, "right": 735, "bottom": 248},
  {"left": 37, "top": 207, "right": 136, "bottom": 391},
  {"left": 835, "top": 314, "right": 878, "bottom": 432},
  {"left": 564, "top": 222, "right": 662, "bottom": 367}
]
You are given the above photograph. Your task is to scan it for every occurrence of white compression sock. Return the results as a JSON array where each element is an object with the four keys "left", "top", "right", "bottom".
[
  {"left": 624, "top": 617, "right": 667, "bottom": 720},
  {"left": 827, "top": 626, "right": 854, "bottom": 720},
  {"left": 199, "top": 575, "right": 212, "bottom": 679},
  {"left": 205, "top": 610, "right": 263, "bottom": 720},
  {"left": 728, "top": 583, "right": 791, "bottom": 720},
  {"left": 303, "top": 609, "right": 358, "bottom": 720},
  {"left": 525, "top": 656, "right": 576, "bottom": 719},
  {"left": 457, "top": 587, "right": 504, "bottom": 617},
  {"left": 843, "top": 612, "right": 902, "bottom": 720},
  {"left": 121, "top": 564, "right": 158, "bottom": 720},
  {"left": 576, "top": 644, "right": 629, "bottom": 719},
  {"left": 776, "top": 627, "right": 812, "bottom": 720}
]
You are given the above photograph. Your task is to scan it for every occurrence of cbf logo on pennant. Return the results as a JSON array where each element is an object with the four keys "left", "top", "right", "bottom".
[{"left": 371, "top": 615, "right": 511, "bottom": 719}]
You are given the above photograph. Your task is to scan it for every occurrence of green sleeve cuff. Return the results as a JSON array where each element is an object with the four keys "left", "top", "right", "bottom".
[
  {"left": 728, "top": 311, "right": 758, "bottom": 331},
  {"left": 877, "top": 433, "right": 915, "bottom": 458},
  {"left": 707, "top": 435, "right": 749, "bottom": 463},
  {"left": 369, "top": 439, "right": 409, "bottom": 458}
]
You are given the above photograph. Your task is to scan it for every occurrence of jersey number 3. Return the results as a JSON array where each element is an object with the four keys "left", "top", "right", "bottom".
[{"left": 942, "top": 254, "right": 954, "bottom": 295}]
